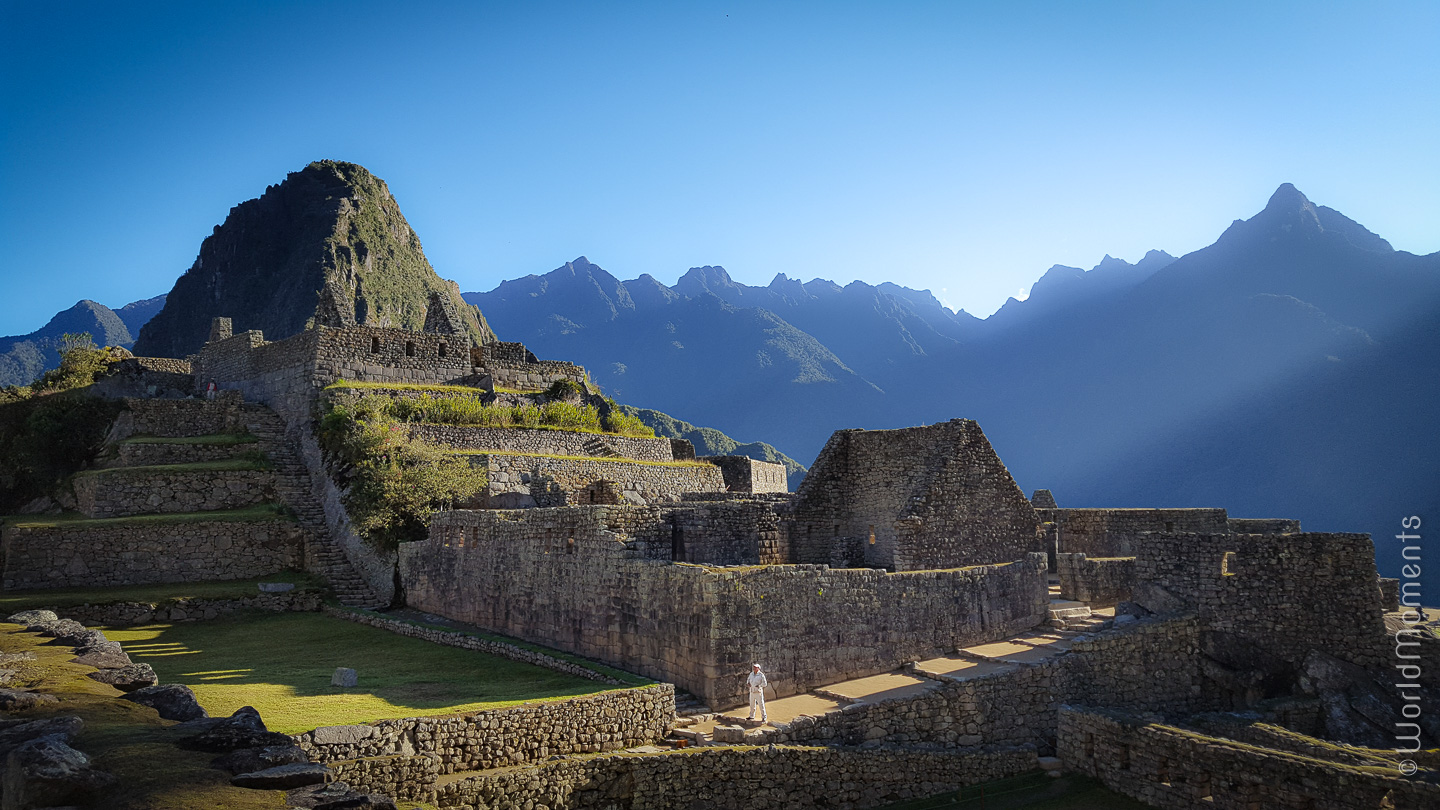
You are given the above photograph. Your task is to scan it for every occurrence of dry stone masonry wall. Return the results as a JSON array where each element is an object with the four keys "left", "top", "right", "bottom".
[
  {"left": 434, "top": 744, "right": 1038, "bottom": 810},
  {"left": 699, "top": 455, "right": 789, "bottom": 493},
  {"left": 478, "top": 454, "right": 725, "bottom": 507},
  {"left": 1, "top": 519, "right": 305, "bottom": 590},
  {"left": 412, "top": 424, "right": 675, "bottom": 462},
  {"left": 790, "top": 420, "right": 1041, "bottom": 571},
  {"left": 111, "top": 438, "right": 255, "bottom": 467},
  {"left": 1038, "top": 508, "right": 1229, "bottom": 558},
  {"left": 73, "top": 467, "right": 276, "bottom": 518},
  {"left": 1055, "top": 553, "right": 1136, "bottom": 606},
  {"left": 1132, "top": 531, "right": 1389, "bottom": 671},
  {"left": 1058, "top": 706, "right": 1439, "bottom": 809},
  {"left": 407, "top": 506, "right": 1048, "bottom": 708},
  {"left": 294, "top": 684, "right": 674, "bottom": 773}
]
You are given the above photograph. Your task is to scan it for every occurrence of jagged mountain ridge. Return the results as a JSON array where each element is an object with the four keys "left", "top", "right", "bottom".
[
  {"left": 465, "top": 184, "right": 1439, "bottom": 592},
  {"left": 135, "top": 161, "right": 495, "bottom": 358}
]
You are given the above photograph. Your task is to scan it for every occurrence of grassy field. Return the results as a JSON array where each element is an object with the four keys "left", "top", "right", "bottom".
[
  {"left": 0, "top": 622, "right": 290, "bottom": 809},
  {"left": 106, "top": 611, "right": 616, "bottom": 734},
  {"left": 0, "top": 570, "right": 319, "bottom": 613}
]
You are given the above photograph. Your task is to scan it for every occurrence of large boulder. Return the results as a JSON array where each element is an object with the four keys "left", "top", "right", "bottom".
[
  {"left": 0, "top": 689, "right": 58, "bottom": 711},
  {"left": 5, "top": 610, "right": 57, "bottom": 629},
  {"left": 230, "top": 762, "right": 333, "bottom": 789},
  {"left": 212, "top": 744, "right": 309, "bottom": 775},
  {"left": 180, "top": 706, "right": 291, "bottom": 752},
  {"left": 36, "top": 618, "right": 88, "bottom": 642},
  {"left": 121, "top": 684, "right": 208, "bottom": 721},
  {"left": 287, "top": 782, "right": 397, "bottom": 810},
  {"left": 0, "top": 716, "right": 83, "bottom": 757},
  {"left": 2, "top": 735, "right": 116, "bottom": 808},
  {"left": 87, "top": 663, "right": 158, "bottom": 692},
  {"left": 72, "top": 641, "right": 132, "bottom": 670}
]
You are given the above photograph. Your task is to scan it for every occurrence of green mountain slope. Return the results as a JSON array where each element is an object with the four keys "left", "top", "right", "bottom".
[{"left": 616, "top": 404, "right": 807, "bottom": 490}]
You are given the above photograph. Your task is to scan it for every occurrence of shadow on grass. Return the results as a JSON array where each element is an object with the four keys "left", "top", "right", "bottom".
[{"left": 107, "top": 611, "right": 613, "bottom": 733}]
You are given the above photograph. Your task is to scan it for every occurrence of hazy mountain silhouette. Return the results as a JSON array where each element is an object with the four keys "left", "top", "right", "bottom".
[
  {"left": 466, "top": 184, "right": 1439, "bottom": 590},
  {"left": 0, "top": 300, "right": 133, "bottom": 387}
]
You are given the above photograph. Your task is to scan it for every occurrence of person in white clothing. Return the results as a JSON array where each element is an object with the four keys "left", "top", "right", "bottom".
[{"left": 746, "top": 663, "right": 769, "bottom": 722}]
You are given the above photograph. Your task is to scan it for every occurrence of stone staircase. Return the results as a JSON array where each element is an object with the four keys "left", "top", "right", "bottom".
[
  {"left": 1045, "top": 580, "right": 1108, "bottom": 632},
  {"left": 241, "top": 405, "right": 387, "bottom": 609},
  {"left": 581, "top": 436, "right": 623, "bottom": 458}
]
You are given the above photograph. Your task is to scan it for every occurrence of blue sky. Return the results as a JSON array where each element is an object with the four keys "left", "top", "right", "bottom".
[{"left": 1, "top": 1, "right": 1436, "bottom": 336}]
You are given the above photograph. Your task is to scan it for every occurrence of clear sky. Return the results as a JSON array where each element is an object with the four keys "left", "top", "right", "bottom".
[{"left": 1, "top": 1, "right": 1436, "bottom": 336}]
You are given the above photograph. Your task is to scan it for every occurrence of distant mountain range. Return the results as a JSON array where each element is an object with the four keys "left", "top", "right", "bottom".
[
  {"left": 464, "top": 184, "right": 1440, "bottom": 588},
  {"left": 8, "top": 177, "right": 1436, "bottom": 590}
]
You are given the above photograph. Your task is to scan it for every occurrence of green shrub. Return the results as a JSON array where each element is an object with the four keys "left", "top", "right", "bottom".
[
  {"left": 320, "top": 398, "right": 487, "bottom": 550},
  {"left": 602, "top": 405, "right": 656, "bottom": 438},
  {"left": 545, "top": 378, "right": 586, "bottom": 400}
]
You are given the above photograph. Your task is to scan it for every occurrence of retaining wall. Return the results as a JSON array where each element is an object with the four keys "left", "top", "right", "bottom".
[
  {"left": 434, "top": 744, "right": 1038, "bottom": 810},
  {"left": 1, "top": 519, "right": 305, "bottom": 590},
  {"left": 412, "top": 424, "right": 674, "bottom": 462},
  {"left": 52, "top": 590, "right": 322, "bottom": 625},
  {"left": 477, "top": 454, "right": 725, "bottom": 507},
  {"left": 1037, "top": 508, "right": 1229, "bottom": 557},
  {"left": 73, "top": 467, "right": 276, "bottom": 518},
  {"left": 294, "top": 684, "right": 674, "bottom": 773},
  {"left": 112, "top": 439, "right": 255, "bottom": 467}
]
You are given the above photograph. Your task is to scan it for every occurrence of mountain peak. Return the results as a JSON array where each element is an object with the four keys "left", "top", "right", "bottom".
[{"left": 1264, "top": 182, "right": 1316, "bottom": 216}]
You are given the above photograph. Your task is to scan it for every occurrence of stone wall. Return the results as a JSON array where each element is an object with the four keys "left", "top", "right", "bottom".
[
  {"left": 111, "top": 438, "right": 254, "bottom": 467},
  {"left": 113, "top": 395, "right": 245, "bottom": 439},
  {"left": 1132, "top": 531, "right": 1389, "bottom": 672},
  {"left": 1058, "top": 706, "right": 1440, "bottom": 809},
  {"left": 1055, "top": 553, "right": 1135, "bottom": 606},
  {"left": 92, "top": 356, "right": 195, "bottom": 398},
  {"left": 293, "top": 684, "right": 674, "bottom": 773},
  {"left": 1, "top": 518, "right": 305, "bottom": 590},
  {"left": 477, "top": 453, "right": 725, "bottom": 507},
  {"left": 478, "top": 341, "right": 588, "bottom": 390},
  {"left": 325, "top": 606, "right": 624, "bottom": 684},
  {"left": 699, "top": 455, "right": 789, "bottom": 493},
  {"left": 53, "top": 590, "right": 322, "bottom": 625},
  {"left": 1379, "top": 577, "right": 1400, "bottom": 612},
  {"left": 328, "top": 754, "right": 440, "bottom": 804},
  {"left": 770, "top": 618, "right": 1203, "bottom": 751},
  {"left": 406, "top": 507, "right": 1048, "bottom": 708},
  {"left": 434, "top": 744, "right": 1038, "bottom": 810},
  {"left": 411, "top": 423, "right": 674, "bottom": 462},
  {"left": 790, "top": 420, "right": 1041, "bottom": 571},
  {"left": 73, "top": 467, "right": 276, "bottom": 518},
  {"left": 1227, "top": 518, "right": 1301, "bottom": 533},
  {"left": 670, "top": 500, "right": 789, "bottom": 566},
  {"left": 1038, "top": 508, "right": 1229, "bottom": 557}
]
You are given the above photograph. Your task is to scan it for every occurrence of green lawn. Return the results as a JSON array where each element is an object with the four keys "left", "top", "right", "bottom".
[
  {"left": 2, "top": 503, "right": 294, "bottom": 529},
  {"left": 0, "top": 570, "right": 320, "bottom": 613},
  {"left": 118, "top": 433, "right": 258, "bottom": 445},
  {"left": 106, "top": 611, "right": 615, "bottom": 733},
  {"left": 73, "top": 457, "right": 271, "bottom": 476}
]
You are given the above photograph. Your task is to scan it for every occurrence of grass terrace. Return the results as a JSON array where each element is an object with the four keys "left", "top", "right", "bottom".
[
  {"left": 72, "top": 456, "right": 273, "bottom": 477},
  {"left": 453, "top": 449, "right": 715, "bottom": 468},
  {"left": 105, "top": 611, "right": 619, "bottom": 734},
  {"left": 325, "top": 380, "right": 655, "bottom": 437},
  {"left": 0, "top": 570, "right": 319, "bottom": 613},
  {"left": 116, "top": 432, "right": 259, "bottom": 446},
  {"left": 2, "top": 504, "right": 294, "bottom": 530}
]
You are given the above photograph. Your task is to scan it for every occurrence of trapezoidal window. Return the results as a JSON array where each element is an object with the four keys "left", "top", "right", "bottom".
[
  {"left": 869, "top": 525, "right": 876, "bottom": 545},
  {"left": 405, "top": 341, "right": 416, "bottom": 357},
  {"left": 438, "top": 342, "right": 448, "bottom": 358},
  {"left": 370, "top": 336, "right": 380, "bottom": 354},
  {"left": 1221, "top": 551, "right": 1237, "bottom": 576}
]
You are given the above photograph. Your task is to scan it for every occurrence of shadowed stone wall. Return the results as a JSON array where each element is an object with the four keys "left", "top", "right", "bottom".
[
  {"left": 1056, "top": 553, "right": 1135, "bottom": 606},
  {"left": 1, "top": 519, "right": 304, "bottom": 590}
]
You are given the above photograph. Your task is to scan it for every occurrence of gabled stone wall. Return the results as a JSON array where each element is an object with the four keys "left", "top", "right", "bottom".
[{"left": 790, "top": 420, "right": 1040, "bottom": 570}]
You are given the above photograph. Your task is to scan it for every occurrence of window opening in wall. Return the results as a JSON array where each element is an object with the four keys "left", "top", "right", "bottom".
[
  {"left": 567, "top": 536, "right": 575, "bottom": 554},
  {"left": 370, "top": 336, "right": 380, "bottom": 354},
  {"left": 1156, "top": 756, "right": 1171, "bottom": 787},
  {"left": 833, "top": 524, "right": 840, "bottom": 537},
  {"left": 438, "top": 342, "right": 448, "bottom": 358},
  {"left": 869, "top": 525, "right": 876, "bottom": 545},
  {"left": 405, "top": 340, "right": 415, "bottom": 357},
  {"left": 1164, "top": 521, "right": 1175, "bottom": 531},
  {"left": 1222, "top": 551, "right": 1237, "bottom": 576}
]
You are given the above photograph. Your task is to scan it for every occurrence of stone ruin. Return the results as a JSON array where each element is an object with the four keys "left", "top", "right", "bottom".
[{"left": 5, "top": 307, "right": 1436, "bottom": 809}]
